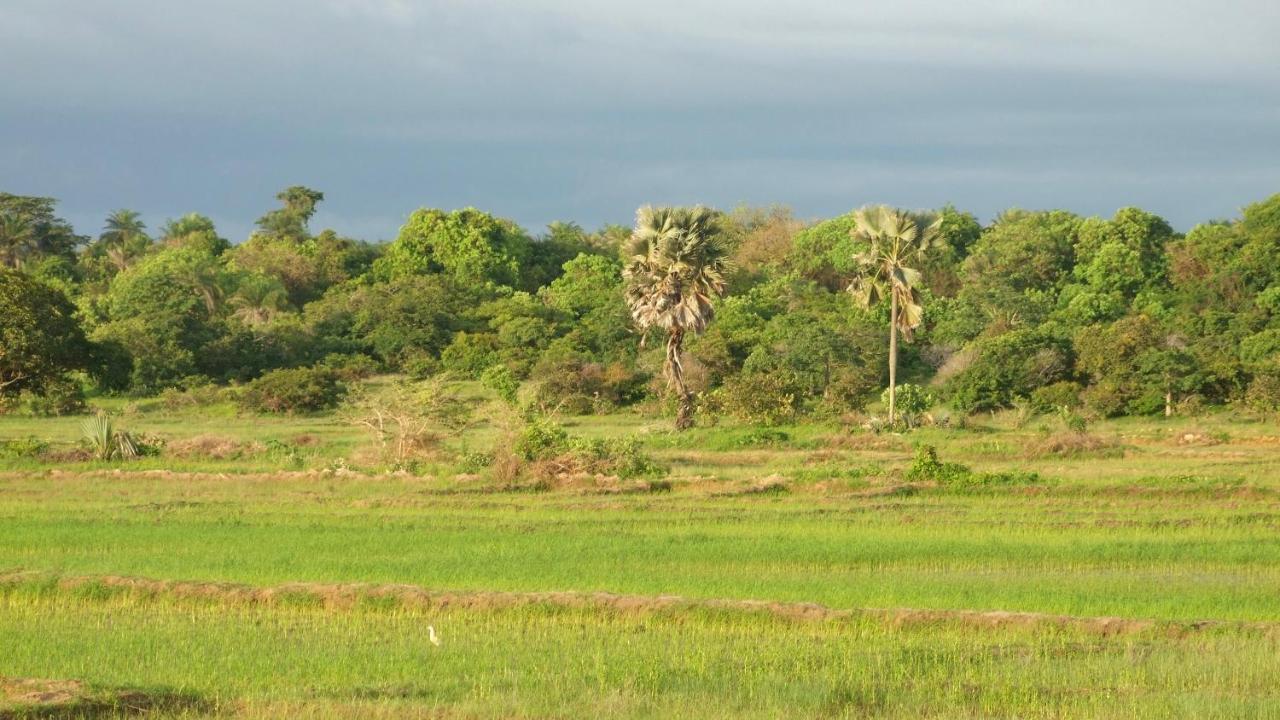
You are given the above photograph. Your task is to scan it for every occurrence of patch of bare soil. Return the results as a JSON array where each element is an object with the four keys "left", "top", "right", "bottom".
[
  {"left": 3, "top": 571, "right": 1270, "bottom": 640},
  {"left": 0, "top": 677, "right": 208, "bottom": 719}
]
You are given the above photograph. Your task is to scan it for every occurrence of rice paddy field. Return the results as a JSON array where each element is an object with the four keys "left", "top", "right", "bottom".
[{"left": 2, "top": 389, "right": 1280, "bottom": 718}]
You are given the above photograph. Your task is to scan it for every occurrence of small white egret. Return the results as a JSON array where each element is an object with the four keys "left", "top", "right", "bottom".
[{"left": 428, "top": 625, "right": 441, "bottom": 647}]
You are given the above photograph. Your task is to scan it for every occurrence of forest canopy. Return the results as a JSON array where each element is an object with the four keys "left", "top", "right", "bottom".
[{"left": 2, "top": 187, "right": 1278, "bottom": 421}]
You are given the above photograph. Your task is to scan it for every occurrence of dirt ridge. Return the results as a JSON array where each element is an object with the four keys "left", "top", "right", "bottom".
[{"left": 2, "top": 569, "right": 1273, "bottom": 638}]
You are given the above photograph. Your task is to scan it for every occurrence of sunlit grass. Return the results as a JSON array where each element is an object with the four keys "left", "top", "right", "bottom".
[{"left": 3, "top": 398, "right": 1280, "bottom": 716}]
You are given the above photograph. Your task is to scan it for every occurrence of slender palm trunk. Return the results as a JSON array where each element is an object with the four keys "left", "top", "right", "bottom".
[
  {"left": 888, "top": 291, "right": 898, "bottom": 426},
  {"left": 667, "top": 327, "right": 694, "bottom": 430}
]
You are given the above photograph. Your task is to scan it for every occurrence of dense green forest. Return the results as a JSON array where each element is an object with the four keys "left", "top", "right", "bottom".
[{"left": 2, "top": 187, "right": 1279, "bottom": 424}]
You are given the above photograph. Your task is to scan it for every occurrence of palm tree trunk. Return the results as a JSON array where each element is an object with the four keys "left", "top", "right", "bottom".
[
  {"left": 667, "top": 328, "right": 694, "bottom": 430},
  {"left": 888, "top": 291, "right": 898, "bottom": 426}
]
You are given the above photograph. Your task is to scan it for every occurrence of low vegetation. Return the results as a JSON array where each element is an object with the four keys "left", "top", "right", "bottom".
[{"left": 4, "top": 187, "right": 1280, "bottom": 717}]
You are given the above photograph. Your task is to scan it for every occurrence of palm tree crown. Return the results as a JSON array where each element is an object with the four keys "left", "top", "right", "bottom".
[{"left": 623, "top": 205, "right": 728, "bottom": 429}]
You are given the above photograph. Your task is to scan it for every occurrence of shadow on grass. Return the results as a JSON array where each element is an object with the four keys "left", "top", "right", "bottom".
[{"left": 0, "top": 679, "right": 213, "bottom": 719}]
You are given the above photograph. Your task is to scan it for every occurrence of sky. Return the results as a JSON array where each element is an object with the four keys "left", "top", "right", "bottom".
[{"left": 2, "top": 0, "right": 1278, "bottom": 242}]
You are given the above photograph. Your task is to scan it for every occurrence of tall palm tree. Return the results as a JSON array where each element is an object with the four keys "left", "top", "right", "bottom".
[
  {"left": 623, "top": 206, "right": 728, "bottom": 430},
  {"left": 847, "top": 206, "right": 941, "bottom": 426},
  {"left": 0, "top": 214, "right": 35, "bottom": 269},
  {"left": 100, "top": 209, "right": 150, "bottom": 271}
]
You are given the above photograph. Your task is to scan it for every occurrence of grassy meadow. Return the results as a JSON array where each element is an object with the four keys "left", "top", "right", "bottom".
[{"left": 2, "top": 383, "right": 1280, "bottom": 717}]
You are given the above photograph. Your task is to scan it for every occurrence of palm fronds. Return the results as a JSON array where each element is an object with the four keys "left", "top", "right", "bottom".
[{"left": 81, "top": 412, "right": 139, "bottom": 461}]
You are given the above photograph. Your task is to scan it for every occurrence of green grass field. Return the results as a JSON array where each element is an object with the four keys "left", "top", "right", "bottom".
[{"left": 2, "top": 390, "right": 1280, "bottom": 717}]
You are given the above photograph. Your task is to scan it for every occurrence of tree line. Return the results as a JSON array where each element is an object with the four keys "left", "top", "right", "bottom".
[{"left": 1, "top": 186, "right": 1278, "bottom": 426}]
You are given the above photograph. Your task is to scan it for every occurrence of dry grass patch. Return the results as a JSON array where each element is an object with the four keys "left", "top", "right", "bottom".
[
  {"left": 825, "top": 432, "right": 908, "bottom": 452},
  {"left": 1026, "top": 432, "right": 1124, "bottom": 458},
  {"left": 165, "top": 434, "right": 265, "bottom": 460}
]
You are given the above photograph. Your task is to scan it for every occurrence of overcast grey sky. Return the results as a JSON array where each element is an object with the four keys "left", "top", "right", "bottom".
[{"left": 2, "top": 0, "right": 1278, "bottom": 241}]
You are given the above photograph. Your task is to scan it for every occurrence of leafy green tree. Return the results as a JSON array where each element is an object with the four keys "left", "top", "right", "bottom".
[
  {"left": 374, "top": 207, "right": 530, "bottom": 287},
  {"left": 255, "top": 186, "right": 324, "bottom": 240},
  {"left": 1073, "top": 314, "right": 1208, "bottom": 416},
  {"left": 846, "top": 206, "right": 941, "bottom": 425},
  {"left": 946, "top": 328, "right": 1073, "bottom": 413},
  {"left": 787, "top": 211, "right": 861, "bottom": 290},
  {"left": 623, "top": 206, "right": 728, "bottom": 430},
  {"left": 732, "top": 282, "right": 885, "bottom": 410},
  {"left": 305, "top": 275, "right": 491, "bottom": 368},
  {"left": 0, "top": 269, "right": 94, "bottom": 401},
  {"left": 0, "top": 194, "right": 83, "bottom": 268},
  {"left": 720, "top": 205, "right": 803, "bottom": 287},
  {"left": 94, "top": 245, "right": 234, "bottom": 390},
  {"left": 231, "top": 229, "right": 375, "bottom": 306},
  {"left": 519, "top": 221, "right": 604, "bottom": 291},
  {"left": 963, "top": 210, "right": 1079, "bottom": 294},
  {"left": 537, "top": 254, "right": 634, "bottom": 362}
]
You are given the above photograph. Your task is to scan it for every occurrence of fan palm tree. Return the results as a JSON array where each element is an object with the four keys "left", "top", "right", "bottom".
[
  {"left": 184, "top": 260, "right": 226, "bottom": 317},
  {"left": 847, "top": 206, "right": 941, "bottom": 426},
  {"left": 623, "top": 206, "right": 728, "bottom": 430},
  {"left": 230, "top": 275, "right": 290, "bottom": 326},
  {"left": 0, "top": 213, "right": 35, "bottom": 269}
]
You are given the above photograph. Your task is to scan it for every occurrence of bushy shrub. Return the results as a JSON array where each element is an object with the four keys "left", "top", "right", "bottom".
[
  {"left": 239, "top": 366, "right": 345, "bottom": 414},
  {"left": 502, "top": 416, "right": 666, "bottom": 481},
  {"left": 1080, "top": 378, "right": 1129, "bottom": 418},
  {"left": 1029, "top": 381, "right": 1083, "bottom": 413},
  {"left": 1244, "top": 370, "right": 1280, "bottom": 415},
  {"left": 440, "top": 332, "right": 501, "bottom": 379},
  {"left": 513, "top": 416, "right": 570, "bottom": 461},
  {"left": 21, "top": 376, "right": 86, "bottom": 417},
  {"left": 531, "top": 358, "right": 648, "bottom": 414},
  {"left": 480, "top": 364, "right": 520, "bottom": 405},
  {"left": 882, "top": 383, "right": 933, "bottom": 428},
  {"left": 0, "top": 437, "right": 49, "bottom": 459},
  {"left": 819, "top": 367, "right": 879, "bottom": 414},
  {"left": 402, "top": 352, "right": 441, "bottom": 380},
  {"left": 905, "top": 444, "right": 1040, "bottom": 489},
  {"left": 160, "top": 381, "right": 234, "bottom": 411},
  {"left": 345, "top": 376, "right": 472, "bottom": 466},
  {"left": 716, "top": 371, "right": 802, "bottom": 426},
  {"left": 319, "top": 353, "right": 380, "bottom": 381},
  {"left": 905, "top": 445, "right": 971, "bottom": 485},
  {"left": 566, "top": 436, "right": 667, "bottom": 479}
]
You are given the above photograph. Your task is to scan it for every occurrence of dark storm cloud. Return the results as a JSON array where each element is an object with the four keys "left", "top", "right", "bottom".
[{"left": 2, "top": 0, "right": 1277, "bottom": 241}]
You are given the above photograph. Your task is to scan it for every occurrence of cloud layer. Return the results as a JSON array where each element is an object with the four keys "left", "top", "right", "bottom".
[{"left": 2, "top": 0, "right": 1277, "bottom": 240}]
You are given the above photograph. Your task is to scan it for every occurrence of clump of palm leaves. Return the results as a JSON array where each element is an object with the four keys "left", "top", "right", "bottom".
[{"left": 80, "top": 412, "right": 139, "bottom": 460}]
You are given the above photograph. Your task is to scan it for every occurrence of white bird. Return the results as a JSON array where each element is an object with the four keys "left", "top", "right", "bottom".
[{"left": 427, "top": 625, "right": 441, "bottom": 647}]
